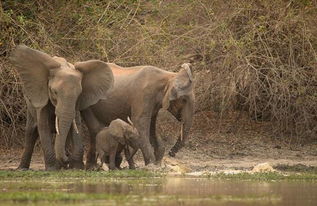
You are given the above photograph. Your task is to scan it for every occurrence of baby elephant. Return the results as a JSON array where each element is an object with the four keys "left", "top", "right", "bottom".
[{"left": 96, "top": 118, "right": 140, "bottom": 170}]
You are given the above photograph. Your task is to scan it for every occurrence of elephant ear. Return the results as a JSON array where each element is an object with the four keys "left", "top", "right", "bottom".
[
  {"left": 108, "top": 119, "right": 126, "bottom": 145},
  {"left": 162, "top": 63, "right": 193, "bottom": 110},
  {"left": 10, "top": 45, "right": 61, "bottom": 108},
  {"left": 75, "top": 60, "right": 114, "bottom": 110}
]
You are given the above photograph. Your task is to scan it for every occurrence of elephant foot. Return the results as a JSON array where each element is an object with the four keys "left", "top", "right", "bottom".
[
  {"left": 109, "top": 166, "right": 119, "bottom": 171},
  {"left": 154, "top": 160, "right": 162, "bottom": 166},
  {"left": 16, "top": 166, "right": 30, "bottom": 171},
  {"left": 45, "top": 165, "right": 59, "bottom": 171},
  {"left": 69, "top": 160, "right": 84, "bottom": 170},
  {"left": 168, "top": 150, "right": 176, "bottom": 157},
  {"left": 55, "top": 160, "right": 69, "bottom": 170},
  {"left": 85, "top": 162, "right": 98, "bottom": 170},
  {"left": 129, "top": 165, "right": 136, "bottom": 170}
]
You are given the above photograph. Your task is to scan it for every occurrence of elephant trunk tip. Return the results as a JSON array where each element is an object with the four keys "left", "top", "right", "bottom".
[{"left": 168, "top": 150, "right": 176, "bottom": 157}]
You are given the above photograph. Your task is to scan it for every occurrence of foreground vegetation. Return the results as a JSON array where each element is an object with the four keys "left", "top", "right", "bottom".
[
  {"left": 0, "top": 169, "right": 160, "bottom": 179},
  {"left": 0, "top": 169, "right": 315, "bottom": 205},
  {"left": 0, "top": 169, "right": 316, "bottom": 181}
]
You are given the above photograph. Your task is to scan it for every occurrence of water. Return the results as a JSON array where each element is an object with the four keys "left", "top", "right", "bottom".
[{"left": 1, "top": 177, "right": 317, "bottom": 206}]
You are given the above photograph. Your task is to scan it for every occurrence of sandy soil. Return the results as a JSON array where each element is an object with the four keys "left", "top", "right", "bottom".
[{"left": 1, "top": 111, "right": 316, "bottom": 171}]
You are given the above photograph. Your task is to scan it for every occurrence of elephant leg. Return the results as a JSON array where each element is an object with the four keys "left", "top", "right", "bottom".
[
  {"left": 134, "top": 116, "right": 155, "bottom": 165},
  {"left": 96, "top": 150, "right": 105, "bottom": 169},
  {"left": 124, "top": 146, "right": 136, "bottom": 169},
  {"left": 69, "top": 113, "right": 84, "bottom": 169},
  {"left": 115, "top": 153, "right": 123, "bottom": 169},
  {"left": 81, "top": 108, "right": 104, "bottom": 169},
  {"left": 18, "top": 109, "right": 38, "bottom": 170},
  {"left": 36, "top": 106, "right": 56, "bottom": 170},
  {"left": 149, "top": 113, "right": 165, "bottom": 165},
  {"left": 115, "top": 145, "right": 124, "bottom": 169},
  {"left": 109, "top": 144, "right": 118, "bottom": 170}
]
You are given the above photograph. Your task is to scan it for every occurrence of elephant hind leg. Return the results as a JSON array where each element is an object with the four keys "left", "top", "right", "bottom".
[{"left": 18, "top": 109, "right": 38, "bottom": 170}]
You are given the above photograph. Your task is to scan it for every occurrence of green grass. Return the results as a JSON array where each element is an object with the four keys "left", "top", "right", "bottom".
[
  {"left": 0, "top": 169, "right": 161, "bottom": 180},
  {"left": 213, "top": 171, "right": 317, "bottom": 181},
  {"left": 1, "top": 170, "right": 316, "bottom": 181},
  {"left": 0, "top": 191, "right": 281, "bottom": 203},
  {"left": 0, "top": 191, "right": 128, "bottom": 202}
]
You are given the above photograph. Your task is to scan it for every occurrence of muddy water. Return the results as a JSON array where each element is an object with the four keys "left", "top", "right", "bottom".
[{"left": 2, "top": 177, "right": 317, "bottom": 206}]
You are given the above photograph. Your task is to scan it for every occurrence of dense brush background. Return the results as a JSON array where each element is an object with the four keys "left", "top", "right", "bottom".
[{"left": 0, "top": 0, "right": 316, "bottom": 148}]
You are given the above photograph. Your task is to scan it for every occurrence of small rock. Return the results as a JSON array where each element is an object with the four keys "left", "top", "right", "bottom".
[
  {"left": 252, "top": 162, "right": 275, "bottom": 173},
  {"left": 163, "top": 157, "right": 191, "bottom": 174}
]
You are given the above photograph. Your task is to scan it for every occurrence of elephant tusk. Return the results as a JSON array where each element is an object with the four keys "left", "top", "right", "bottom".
[
  {"left": 127, "top": 116, "right": 134, "bottom": 126},
  {"left": 55, "top": 116, "right": 60, "bottom": 135},
  {"left": 180, "top": 123, "right": 184, "bottom": 141},
  {"left": 73, "top": 119, "right": 79, "bottom": 134}
]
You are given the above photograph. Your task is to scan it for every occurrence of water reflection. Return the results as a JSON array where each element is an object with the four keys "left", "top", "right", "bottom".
[
  {"left": 66, "top": 178, "right": 162, "bottom": 195},
  {"left": 2, "top": 177, "right": 317, "bottom": 206},
  {"left": 61, "top": 177, "right": 317, "bottom": 206}
]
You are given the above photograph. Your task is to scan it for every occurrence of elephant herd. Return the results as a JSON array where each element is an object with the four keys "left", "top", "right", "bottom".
[{"left": 10, "top": 45, "right": 195, "bottom": 171}]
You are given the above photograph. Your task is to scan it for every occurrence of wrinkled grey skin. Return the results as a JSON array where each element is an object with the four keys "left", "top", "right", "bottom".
[
  {"left": 82, "top": 63, "right": 194, "bottom": 168},
  {"left": 96, "top": 118, "right": 140, "bottom": 170},
  {"left": 10, "top": 45, "right": 114, "bottom": 170}
]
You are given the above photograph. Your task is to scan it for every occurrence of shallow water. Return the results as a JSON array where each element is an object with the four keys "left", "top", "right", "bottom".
[{"left": 1, "top": 177, "right": 317, "bottom": 206}]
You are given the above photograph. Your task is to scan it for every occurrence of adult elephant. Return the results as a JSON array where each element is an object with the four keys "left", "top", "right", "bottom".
[
  {"left": 10, "top": 45, "right": 114, "bottom": 170},
  {"left": 82, "top": 63, "right": 194, "bottom": 168}
]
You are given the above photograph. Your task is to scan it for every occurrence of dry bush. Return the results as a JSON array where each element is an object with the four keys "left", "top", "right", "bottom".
[{"left": 0, "top": 0, "right": 316, "bottom": 148}]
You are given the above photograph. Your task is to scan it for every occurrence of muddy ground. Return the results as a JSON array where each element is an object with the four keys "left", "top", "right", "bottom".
[{"left": 1, "top": 111, "right": 316, "bottom": 171}]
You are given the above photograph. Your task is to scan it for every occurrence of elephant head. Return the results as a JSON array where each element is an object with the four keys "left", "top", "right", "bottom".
[
  {"left": 10, "top": 45, "right": 114, "bottom": 166},
  {"left": 108, "top": 117, "right": 140, "bottom": 161},
  {"left": 108, "top": 118, "right": 140, "bottom": 145},
  {"left": 162, "top": 63, "right": 195, "bottom": 157}
]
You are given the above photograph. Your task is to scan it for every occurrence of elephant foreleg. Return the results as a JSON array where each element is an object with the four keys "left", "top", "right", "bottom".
[
  {"left": 36, "top": 106, "right": 56, "bottom": 170},
  {"left": 149, "top": 113, "right": 165, "bottom": 165},
  {"left": 108, "top": 144, "right": 118, "bottom": 170},
  {"left": 81, "top": 108, "right": 104, "bottom": 169},
  {"left": 69, "top": 113, "right": 84, "bottom": 169},
  {"left": 124, "top": 146, "right": 136, "bottom": 169},
  {"left": 18, "top": 109, "right": 38, "bottom": 170}
]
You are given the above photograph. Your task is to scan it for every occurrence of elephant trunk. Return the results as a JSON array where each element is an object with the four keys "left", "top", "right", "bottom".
[
  {"left": 169, "top": 99, "right": 194, "bottom": 157},
  {"left": 54, "top": 115, "right": 73, "bottom": 165},
  {"left": 54, "top": 101, "right": 76, "bottom": 166}
]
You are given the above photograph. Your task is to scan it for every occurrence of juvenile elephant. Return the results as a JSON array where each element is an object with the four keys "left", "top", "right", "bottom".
[
  {"left": 96, "top": 118, "right": 140, "bottom": 170},
  {"left": 10, "top": 45, "right": 114, "bottom": 170},
  {"left": 82, "top": 63, "right": 194, "bottom": 168}
]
